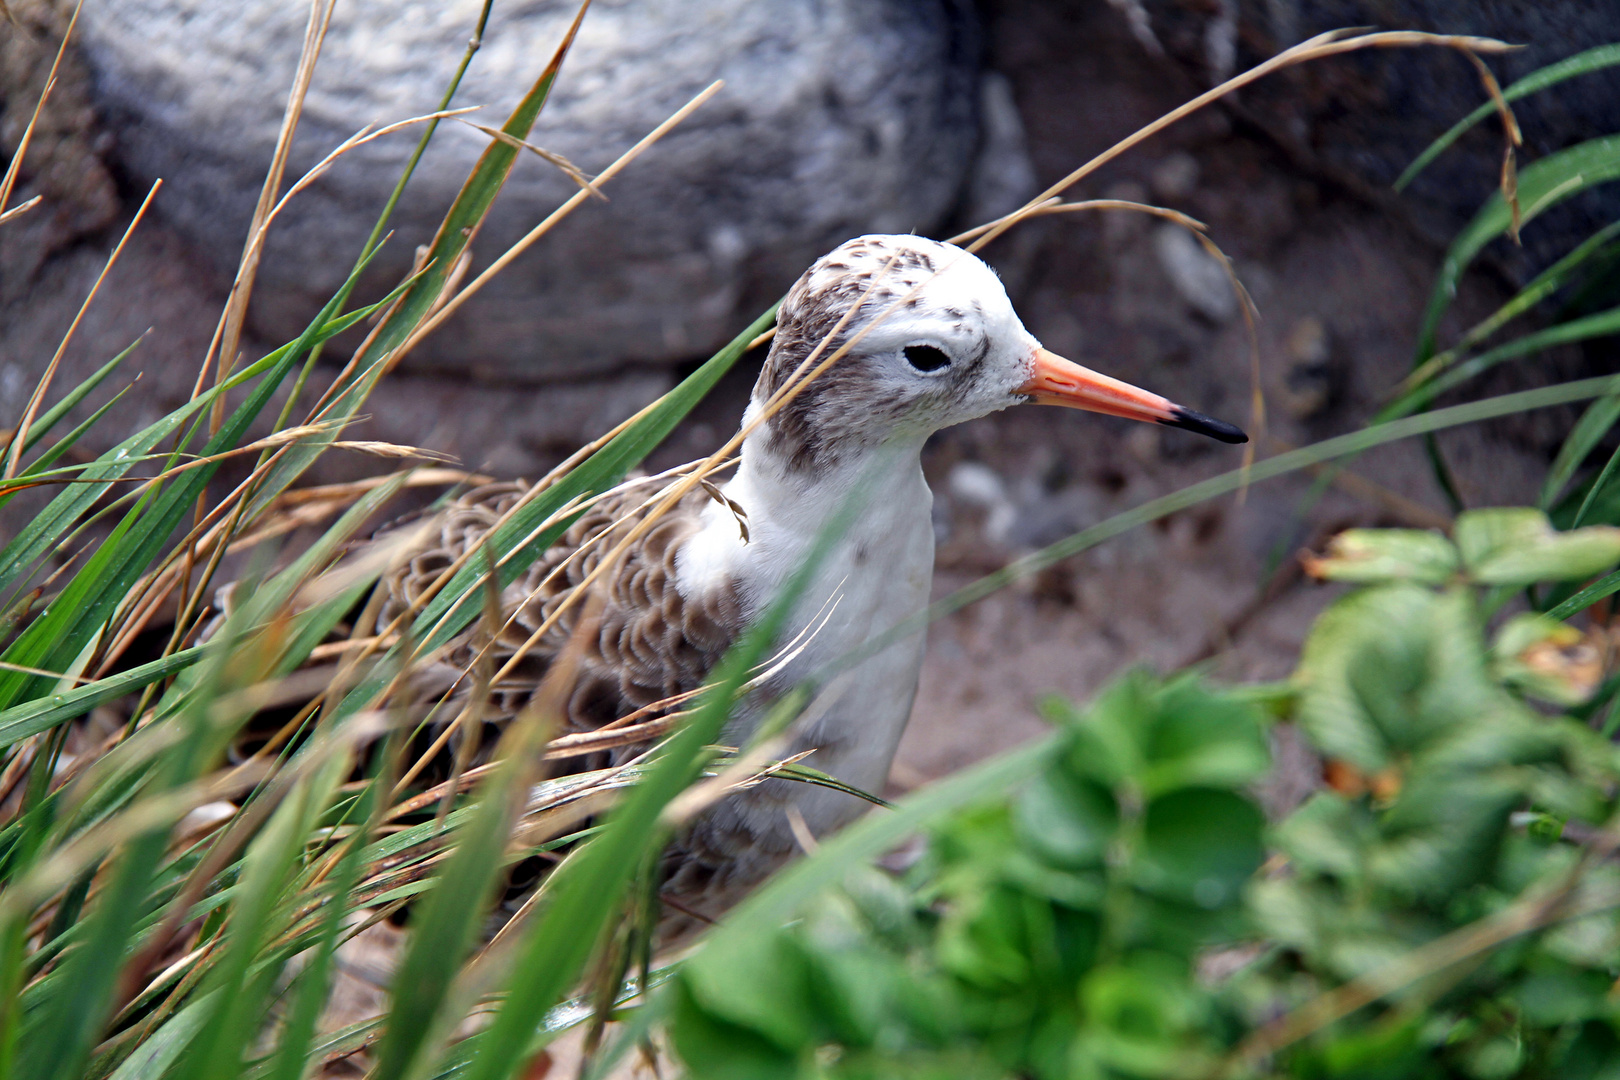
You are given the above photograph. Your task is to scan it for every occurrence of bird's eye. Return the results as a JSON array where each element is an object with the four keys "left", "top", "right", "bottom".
[{"left": 903, "top": 344, "right": 951, "bottom": 373}]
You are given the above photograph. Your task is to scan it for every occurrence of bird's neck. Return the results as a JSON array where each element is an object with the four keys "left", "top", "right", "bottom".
[
  {"left": 675, "top": 410, "right": 938, "bottom": 835},
  {"left": 676, "top": 410, "right": 935, "bottom": 621}
]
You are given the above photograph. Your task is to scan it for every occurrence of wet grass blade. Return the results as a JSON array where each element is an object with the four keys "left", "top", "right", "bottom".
[
  {"left": 4, "top": 338, "right": 138, "bottom": 464},
  {"left": 0, "top": 647, "right": 201, "bottom": 752},
  {"left": 1397, "top": 44, "right": 1620, "bottom": 191}
]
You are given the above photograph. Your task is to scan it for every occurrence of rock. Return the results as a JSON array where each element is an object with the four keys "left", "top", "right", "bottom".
[
  {"left": 1123, "top": 1, "right": 1620, "bottom": 280},
  {"left": 76, "top": 0, "right": 988, "bottom": 379},
  {"left": 1152, "top": 222, "right": 1237, "bottom": 321},
  {"left": 947, "top": 460, "right": 1017, "bottom": 544}
]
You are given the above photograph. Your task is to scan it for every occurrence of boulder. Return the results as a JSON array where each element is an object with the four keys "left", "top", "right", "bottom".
[{"left": 77, "top": 0, "right": 992, "bottom": 378}]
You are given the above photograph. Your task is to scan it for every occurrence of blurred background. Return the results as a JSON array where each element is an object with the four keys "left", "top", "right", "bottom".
[{"left": 2, "top": 0, "right": 1618, "bottom": 800}]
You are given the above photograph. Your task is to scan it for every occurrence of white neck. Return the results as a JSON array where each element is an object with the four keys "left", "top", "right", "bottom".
[{"left": 674, "top": 411, "right": 937, "bottom": 825}]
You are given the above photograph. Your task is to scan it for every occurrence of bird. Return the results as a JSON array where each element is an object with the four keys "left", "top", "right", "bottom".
[{"left": 365, "top": 232, "right": 1247, "bottom": 922}]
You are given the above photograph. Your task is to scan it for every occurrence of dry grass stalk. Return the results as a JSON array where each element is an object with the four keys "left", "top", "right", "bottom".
[
  {"left": 0, "top": 194, "right": 42, "bottom": 227},
  {"left": 459, "top": 119, "right": 607, "bottom": 200},
  {"left": 3, "top": 181, "right": 161, "bottom": 480},
  {"left": 0, "top": 0, "right": 81, "bottom": 215},
  {"left": 393, "top": 79, "right": 727, "bottom": 362},
  {"left": 202, "top": 0, "right": 340, "bottom": 417}
]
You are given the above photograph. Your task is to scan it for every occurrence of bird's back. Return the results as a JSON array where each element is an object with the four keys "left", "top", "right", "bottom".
[{"left": 374, "top": 479, "right": 746, "bottom": 771}]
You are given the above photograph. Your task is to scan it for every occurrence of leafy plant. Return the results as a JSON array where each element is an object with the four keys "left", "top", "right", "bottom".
[{"left": 668, "top": 508, "right": 1620, "bottom": 1079}]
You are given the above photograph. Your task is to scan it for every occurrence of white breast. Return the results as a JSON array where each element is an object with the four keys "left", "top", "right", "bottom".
[{"left": 675, "top": 436, "right": 936, "bottom": 837}]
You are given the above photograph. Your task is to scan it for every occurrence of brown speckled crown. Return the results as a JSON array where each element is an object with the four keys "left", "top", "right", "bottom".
[{"left": 754, "top": 236, "right": 992, "bottom": 473}]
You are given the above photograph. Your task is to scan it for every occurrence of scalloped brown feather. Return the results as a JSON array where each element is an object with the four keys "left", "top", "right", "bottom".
[{"left": 376, "top": 480, "right": 745, "bottom": 769}]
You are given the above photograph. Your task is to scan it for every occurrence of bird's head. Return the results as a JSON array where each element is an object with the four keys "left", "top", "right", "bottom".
[{"left": 750, "top": 234, "right": 1246, "bottom": 473}]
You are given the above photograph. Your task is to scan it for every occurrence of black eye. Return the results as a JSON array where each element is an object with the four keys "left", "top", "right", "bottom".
[{"left": 903, "top": 344, "right": 951, "bottom": 373}]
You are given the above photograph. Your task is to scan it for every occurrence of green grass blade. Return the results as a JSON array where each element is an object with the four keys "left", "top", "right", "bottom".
[
  {"left": 1396, "top": 219, "right": 1620, "bottom": 401},
  {"left": 0, "top": 276, "right": 396, "bottom": 613},
  {"left": 367, "top": 725, "right": 550, "bottom": 1080},
  {"left": 19, "top": 825, "right": 172, "bottom": 1080},
  {"left": 1415, "top": 136, "right": 1620, "bottom": 363},
  {"left": 1387, "top": 303, "right": 1620, "bottom": 422},
  {"left": 1396, "top": 44, "right": 1620, "bottom": 191},
  {"left": 0, "top": 254, "right": 409, "bottom": 709},
  {"left": 1541, "top": 388, "right": 1620, "bottom": 509},
  {"left": 104, "top": 993, "right": 215, "bottom": 1080},
  {"left": 1547, "top": 568, "right": 1620, "bottom": 621},
  {"left": 173, "top": 760, "right": 348, "bottom": 1080},
  {"left": 0, "top": 647, "right": 201, "bottom": 752},
  {"left": 1573, "top": 442, "right": 1620, "bottom": 528},
  {"left": 691, "top": 734, "right": 1057, "bottom": 949},
  {"left": 246, "top": 1, "right": 588, "bottom": 533},
  {"left": 275, "top": 0, "right": 495, "bottom": 428},
  {"left": 11, "top": 337, "right": 140, "bottom": 461},
  {"left": 17, "top": 387, "right": 132, "bottom": 480},
  {"left": 261, "top": 786, "right": 380, "bottom": 1080}
]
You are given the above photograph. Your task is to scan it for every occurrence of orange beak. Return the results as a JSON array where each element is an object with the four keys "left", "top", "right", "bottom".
[{"left": 1018, "top": 348, "right": 1247, "bottom": 444}]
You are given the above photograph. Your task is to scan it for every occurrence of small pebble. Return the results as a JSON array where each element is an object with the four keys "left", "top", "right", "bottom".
[
  {"left": 1153, "top": 223, "right": 1237, "bottom": 322},
  {"left": 1150, "top": 152, "right": 1200, "bottom": 200}
]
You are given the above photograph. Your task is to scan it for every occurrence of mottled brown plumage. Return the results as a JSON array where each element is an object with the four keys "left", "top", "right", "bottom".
[{"left": 374, "top": 479, "right": 745, "bottom": 771}]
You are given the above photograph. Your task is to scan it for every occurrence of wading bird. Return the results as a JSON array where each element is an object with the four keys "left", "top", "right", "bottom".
[{"left": 367, "top": 233, "right": 1246, "bottom": 921}]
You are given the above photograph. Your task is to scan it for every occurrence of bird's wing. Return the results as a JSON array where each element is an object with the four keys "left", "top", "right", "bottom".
[{"left": 375, "top": 479, "right": 744, "bottom": 747}]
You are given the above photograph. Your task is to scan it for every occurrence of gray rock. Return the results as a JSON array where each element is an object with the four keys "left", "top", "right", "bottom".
[
  {"left": 78, "top": 0, "right": 985, "bottom": 379},
  {"left": 1126, "top": 1, "right": 1620, "bottom": 281}
]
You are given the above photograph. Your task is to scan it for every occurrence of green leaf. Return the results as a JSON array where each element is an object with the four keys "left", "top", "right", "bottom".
[
  {"left": 1013, "top": 769, "right": 1116, "bottom": 870},
  {"left": 1302, "top": 528, "right": 1460, "bottom": 585},
  {"left": 1493, "top": 613, "right": 1603, "bottom": 705},
  {"left": 1134, "top": 788, "right": 1264, "bottom": 910},
  {"left": 1138, "top": 677, "right": 1271, "bottom": 796},
  {"left": 1396, "top": 44, "right": 1620, "bottom": 191},
  {"left": 1455, "top": 508, "right": 1620, "bottom": 585}
]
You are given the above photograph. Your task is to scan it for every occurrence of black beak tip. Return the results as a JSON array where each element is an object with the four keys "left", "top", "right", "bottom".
[{"left": 1162, "top": 407, "right": 1249, "bottom": 445}]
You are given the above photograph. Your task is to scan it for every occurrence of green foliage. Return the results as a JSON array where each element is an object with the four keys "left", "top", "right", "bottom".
[
  {"left": 670, "top": 514, "right": 1620, "bottom": 1079},
  {"left": 672, "top": 673, "right": 1268, "bottom": 1079}
]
